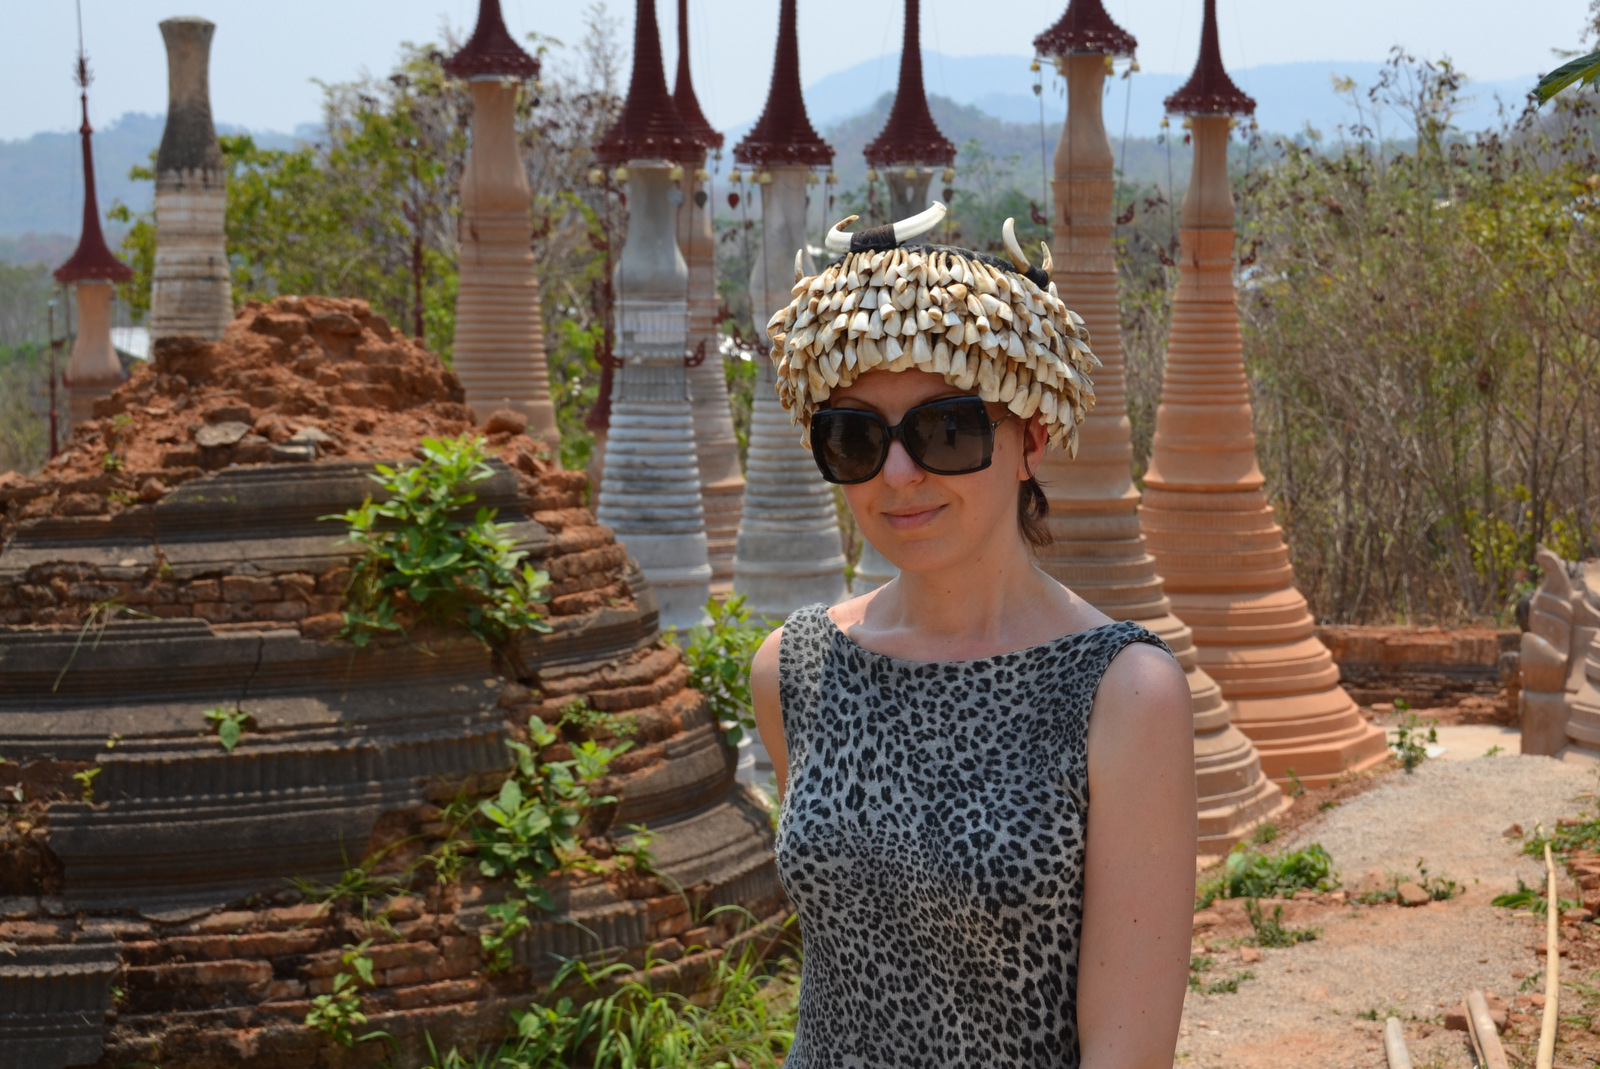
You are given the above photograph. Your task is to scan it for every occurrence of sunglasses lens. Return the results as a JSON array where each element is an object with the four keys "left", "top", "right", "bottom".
[
  {"left": 903, "top": 398, "right": 993, "bottom": 474},
  {"left": 811, "top": 410, "right": 888, "bottom": 483}
]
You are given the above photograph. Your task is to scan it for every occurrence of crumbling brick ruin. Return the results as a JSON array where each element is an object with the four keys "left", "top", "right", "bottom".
[{"left": 0, "top": 299, "right": 784, "bottom": 1069}]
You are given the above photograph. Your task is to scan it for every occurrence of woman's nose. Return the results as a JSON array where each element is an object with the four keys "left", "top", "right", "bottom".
[{"left": 881, "top": 439, "right": 922, "bottom": 488}]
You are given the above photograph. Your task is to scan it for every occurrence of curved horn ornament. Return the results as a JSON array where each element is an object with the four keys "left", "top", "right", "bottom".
[
  {"left": 1002, "top": 217, "right": 1032, "bottom": 272},
  {"left": 825, "top": 215, "right": 860, "bottom": 254},
  {"left": 891, "top": 201, "right": 947, "bottom": 245},
  {"left": 794, "top": 248, "right": 806, "bottom": 282}
]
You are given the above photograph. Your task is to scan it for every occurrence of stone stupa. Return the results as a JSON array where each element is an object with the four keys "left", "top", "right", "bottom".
[
  {"left": 849, "top": 0, "right": 958, "bottom": 594},
  {"left": 443, "top": 0, "right": 560, "bottom": 449},
  {"left": 150, "top": 16, "right": 231, "bottom": 341},
  {"left": 592, "top": 0, "right": 714, "bottom": 630},
  {"left": 55, "top": 43, "right": 134, "bottom": 430},
  {"left": 1032, "top": 0, "right": 1282, "bottom": 850},
  {"left": 672, "top": 0, "right": 745, "bottom": 591},
  {"left": 731, "top": 0, "right": 848, "bottom": 620},
  {"left": 1139, "top": 0, "right": 1388, "bottom": 788}
]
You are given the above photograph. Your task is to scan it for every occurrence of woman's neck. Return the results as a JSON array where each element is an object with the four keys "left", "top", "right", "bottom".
[{"left": 848, "top": 532, "right": 1103, "bottom": 662}]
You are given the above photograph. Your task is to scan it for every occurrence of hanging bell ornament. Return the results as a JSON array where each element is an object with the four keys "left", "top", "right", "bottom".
[
  {"left": 825, "top": 171, "right": 838, "bottom": 185},
  {"left": 758, "top": 171, "right": 774, "bottom": 185},
  {"left": 866, "top": 168, "right": 879, "bottom": 183},
  {"left": 1130, "top": 59, "right": 1141, "bottom": 73},
  {"left": 1030, "top": 59, "right": 1041, "bottom": 73},
  {"left": 730, "top": 170, "right": 744, "bottom": 184},
  {"left": 612, "top": 166, "right": 630, "bottom": 183},
  {"left": 587, "top": 168, "right": 604, "bottom": 186},
  {"left": 695, "top": 167, "right": 710, "bottom": 182},
  {"left": 806, "top": 171, "right": 820, "bottom": 185},
  {"left": 942, "top": 167, "right": 956, "bottom": 183},
  {"left": 667, "top": 163, "right": 685, "bottom": 182}
]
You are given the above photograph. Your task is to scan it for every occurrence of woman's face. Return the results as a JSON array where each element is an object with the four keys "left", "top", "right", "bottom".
[{"left": 827, "top": 369, "right": 1048, "bottom": 576}]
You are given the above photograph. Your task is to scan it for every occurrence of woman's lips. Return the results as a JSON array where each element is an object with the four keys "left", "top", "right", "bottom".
[{"left": 882, "top": 504, "right": 945, "bottom": 531}]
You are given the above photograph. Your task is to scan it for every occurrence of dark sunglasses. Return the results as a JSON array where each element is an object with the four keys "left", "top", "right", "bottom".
[{"left": 809, "top": 396, "right": 1005, "bottom": 485}]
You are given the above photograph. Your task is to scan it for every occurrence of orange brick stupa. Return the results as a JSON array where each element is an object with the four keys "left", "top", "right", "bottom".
[
  {"left": 1139, "top": 0, "right": 1387, "bottom": 787},
  {"left": 1033, "top": 0, "right": 1281, "bottom": 849}
]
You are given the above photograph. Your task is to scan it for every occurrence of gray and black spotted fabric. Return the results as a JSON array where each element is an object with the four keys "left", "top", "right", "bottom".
[{"left": 774, "top": 602, "right": 1172, "bottom": 1069}]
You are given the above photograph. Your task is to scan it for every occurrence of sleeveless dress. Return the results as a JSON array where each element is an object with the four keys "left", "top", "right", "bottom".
[{"left": 774, "top": 603, "right": 1173, "bottom": 1069}]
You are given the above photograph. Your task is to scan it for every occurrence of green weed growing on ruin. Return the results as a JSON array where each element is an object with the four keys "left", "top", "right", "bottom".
[
  {"left": 473, "top": 714, "right": 631, "bottom": 971},
  {"left": 203, "top": 705, "right": 253, "bottom": 753},
  {"left": 669, "top": 595, "right": 768, "bottom": 748},
  {"left": 327, "top": 434, "right": 552, "bottom": 650},
  {"left": 1244, "top": 899, "right": 1320, "bottom": 947},
  {"left": 305, "top": 939, "right": 380, "bottom": 1047}
]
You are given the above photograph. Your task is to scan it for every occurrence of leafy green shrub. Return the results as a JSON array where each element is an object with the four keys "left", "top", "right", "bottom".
[
  {"left": 1245, "top": 899, "right": 1320, "bottom": 947},
  {"left": 1198, "top": 843, "right": 1339, "bottom": 907},
  {"left": 1491, "top": 877, "right": 1579, "bottom": 916},
  {"left": 419, "top": 934, "right": 801, "bottom": 1069},
  {"left": 305, "top": 941, "right": 376, "bottom": 1047},
  {"left": 327, "top": 434, "right": 552, "bottom": 649},
  {"left": 472, "top": 714, "right": 631, "bottom": 971},
  {"left": 671, "top": 595, "right": 768, "bottom": 747},
  {"left": 1391, "top": 713, "right": 1438, "bottom": 773}
]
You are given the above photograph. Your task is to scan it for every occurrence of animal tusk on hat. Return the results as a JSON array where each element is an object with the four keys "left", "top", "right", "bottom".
[
  {"left": 794, "top": 247, "right": 805, "bottom": 283},
  {"left": 824, "top": 202, "right": 949, "bottom": 255},
  {"left": 1003, "top": 217, "right": 1054, "bottom": 291}
]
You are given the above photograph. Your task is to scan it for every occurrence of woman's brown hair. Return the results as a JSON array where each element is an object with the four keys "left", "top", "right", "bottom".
[{"left": 1019, "top": 475, "right": 1052, "bottom": 550}]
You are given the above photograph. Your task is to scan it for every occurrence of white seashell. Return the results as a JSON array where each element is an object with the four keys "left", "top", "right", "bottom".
[
  {"left": 964, "top": 320, "right": 981, "bottom": 346},
  {"left": 949, "top": 346, "right": 970, "bottom": 386},
  {"left": 996, "top": 301, "right": 1015, "bottom": 325},
  {"left": 916, "top": 308, "right": 936, "bottom": 332},
  {"left": 932, "top": 338, "right": 952, "bottom": 374},
  {"left": 1006, "top": 331, "right": 1026, "bottom": 360},
  {"left": 830, "top": 312, "right": 850, "bottom": 333},
  {"left": 858, "top": 335, "right": 884, "bottom": 370},
  {"left": 884, "top": 335, "right": 905, "bottom": 363},
  {"left": 901, "top": 316, "right": 918, "bottom": 337},
  {"left": 884, "top": 309, "right": 903, "bottom": 336},
  {"left": 896, "top": 286, "right": 918, "bottom": 312},
  {"left": 944, "top": 310, "right": 964, "bottom": 330},
  {"left": 860, "top": 288, "right": 879, "bottom": 311},
  {"left": 850, "top": 310, "right": 871, "bottom": 337},
  {"left": 868, "top": 308, "right": 884, "bottom": 340},
  {"left": 842, "top": 289, "right": 860, "bottom": 313},
  {"left": 912, "top": 332, "right": 933, "bottom": 366}
]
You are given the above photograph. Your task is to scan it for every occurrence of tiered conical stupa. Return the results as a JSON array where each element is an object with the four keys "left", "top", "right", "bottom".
[
  {"left": 1032, "top": 0, "right": 1281, "bottom": 850},
  {"left": 731, "top": 0, "right": 848, "bottom": 619},
  {"left": 1140, "top": 0, "right": 1387, "bottom": 788},
  {"left": 850, "top": 0, "right": 959, "bottom": 594},
  {"left": 150, "top": 17, "right": 231, "bottom": 341},
  {"left": 443, "top": 0, "right": 560, "bottom": 448},
  {"left": 55, "top": 41, "right": 134, "bottom": 430},
  {"left": 672, "top": 0, "right": 744, "bottom": 591},
  {"left": 592, "top": 0, "right": 713, "bottom": 630}
]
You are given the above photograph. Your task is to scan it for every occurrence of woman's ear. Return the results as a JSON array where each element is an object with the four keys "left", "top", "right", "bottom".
[{"left": 1017, "top": 415, "right": 1049, "bottom": 480}]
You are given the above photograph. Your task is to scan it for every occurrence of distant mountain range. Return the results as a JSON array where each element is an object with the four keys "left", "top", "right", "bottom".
[{"left": 0, "top": 52, "right": 1539, "bottom": 257}]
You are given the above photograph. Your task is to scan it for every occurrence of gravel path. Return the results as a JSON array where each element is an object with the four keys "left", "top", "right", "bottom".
[{"left": 1176, "top": 754, "right": 1598, "bottom": 1069}]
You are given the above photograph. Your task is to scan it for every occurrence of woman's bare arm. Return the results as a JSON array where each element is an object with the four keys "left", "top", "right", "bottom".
[
  {"left": 750, "top": 626, "right": 788, "bottom": 798},
  {"left": 1076, "top": 642, "right": 1196, "bottom": 1068}
]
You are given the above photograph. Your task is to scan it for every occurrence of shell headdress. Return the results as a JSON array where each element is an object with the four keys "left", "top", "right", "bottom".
[{"left": 766, "top": 202, "right": 1100, "bottom": 456}]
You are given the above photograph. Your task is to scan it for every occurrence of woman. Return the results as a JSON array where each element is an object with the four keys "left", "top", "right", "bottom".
[{"left": 750, "top": 207, "right": 1195, "bottom": 1068}]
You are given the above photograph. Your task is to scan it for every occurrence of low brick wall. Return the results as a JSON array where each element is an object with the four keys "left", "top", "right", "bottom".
[{"left": 1317, "top": 625, "right": 1521, "bottom": 721}]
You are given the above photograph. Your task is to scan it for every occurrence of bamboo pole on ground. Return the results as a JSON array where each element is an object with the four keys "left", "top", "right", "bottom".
[
  {"left": 1383, "top": 1016, "right": 1413, "bottom": 1069},
  {"left": 1466, "top": 990, "right": 1509, "bottom": 1069},
  {"left": 1538, "top": 841, "right": 1560, "bottom": 1069}
]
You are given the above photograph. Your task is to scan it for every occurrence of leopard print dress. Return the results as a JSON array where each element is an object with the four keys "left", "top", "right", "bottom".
[{"left": 774, "top": 603, "right": 1172, "bottom": 1069}]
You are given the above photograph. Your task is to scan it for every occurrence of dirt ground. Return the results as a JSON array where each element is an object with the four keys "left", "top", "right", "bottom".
[{"left": 1178, "top": 754, "right": 1600, "bottom": 1069}]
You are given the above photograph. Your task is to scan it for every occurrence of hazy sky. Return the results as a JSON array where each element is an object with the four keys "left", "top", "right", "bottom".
[{"left": 3, "top": 0, "right": 1591, "bottom": 142}]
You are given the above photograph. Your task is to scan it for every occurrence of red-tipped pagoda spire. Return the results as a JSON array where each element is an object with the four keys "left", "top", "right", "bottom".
[
  {"left": 672, "top": 0, "right": 722, "bottom": 153},
  {"left": 733, "top": 0, "right": 832, "bottom": 169},
  {"left": 595, "top": 0, "right": 706, "bottom": 165},
  {"left": 441, "top": 0, "right": 539, "bottom": 80},
  {"left": 56, "top": 59, "right": 131, "bottom": 287},
  {"left": 1163, "top": 0, "right": 1255, "bottom": 115},
  {"left": 1033, "top": 0, "right": 1138, "bottom": 59},
  {"left": 1141, "top": 0, "right": 1386, "bottom": 788},
  {"left": 863, "top": 0, "right": 954, "bottom": 169},
  {"left": 57, "top": 33, "right": 132, "bottom": 429}
]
